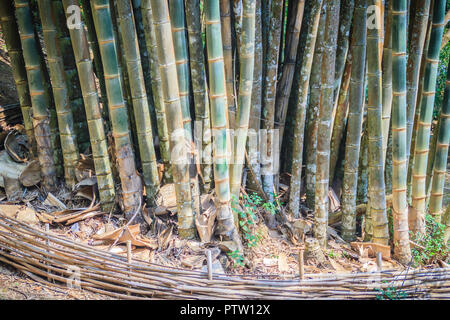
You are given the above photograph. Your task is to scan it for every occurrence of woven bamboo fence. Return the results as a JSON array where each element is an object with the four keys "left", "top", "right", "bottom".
[{"left": 0, "top": 213, "right": 449, "bottom": 299}]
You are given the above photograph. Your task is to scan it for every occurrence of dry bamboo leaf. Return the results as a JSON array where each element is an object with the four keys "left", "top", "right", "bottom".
[
  {"left": 350, "top": 242, "right": 391, "bottom": 259},
  {"left": 156, "top": 184, "right": 177, "bottom": 213},
  {"left": 195, "top": 206, "right": 217, "bottom": 243},
  {"left": 4, "top": 131, "right": 29, "bottom": 163},
  {"left": 181, "top": 255, "right": 206, "bottom": 269},
  {"left": 263, "top": 258, "right": 278, "bottom": 267},
  {"left": 93, "top": 224, "right": 158, "bottom": 249},
  {"left": 158, "top": 225, "right": 173, "bottom": 250}
]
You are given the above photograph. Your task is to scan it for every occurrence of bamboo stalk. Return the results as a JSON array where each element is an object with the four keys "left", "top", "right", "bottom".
[
  {"left": 62, "top": 0, "right": 115, "bottom": 212},
  {"left": 185, "top": 0, "right": 213, "bottom": 193},
  {"left": 230, "top": 0, "right": 256, "bottom": 200},
  {"left": 428, "top": 60, "right": 450, "bottom": 219},
  {"left": 305, "top": 0, "right": 327, "bottom": 210},
  {"left": 329, "top": 54, "right": 352, "bottom": 182},
  {"left": 411, "top": 0, "right": 445, "bottom": 234},
  {"left": 14, "top": 0, "right": 57, "bottom": 191},
  {"left": 288, "top": 0, "right": 323, "bottom": 218},
  {"left": 313, "top": 0, "right": 341, "bottom": 248},
  {"left": 150, "top": 0, "right": 195, "bottom": 239},
  {"left": 341, "top": 0, "right": 367, "bottom": 242},
  {"left": 405, "top": 0, "right": 431, "bottom": 167},
  {"left": 116, "top": 0, "right": 159, "bottom": 206},
  {"left": 275, "top": 0, "right": 305, "bottom": 148},
  {"left": 381, "top": 2, "right": 392, "bottom": 164},
  {"left": 37, "top": 0, "right": 80, "bottom": 189},
  {"left": 205, "top": 0, "right": 240, "bottom": 244},
  {"left": 0, "top": 1, "right": 36, "bottom": 156},
  {"left": 391, "top": 0, "right": 412, "bottom": 263},
  {"left": 246, "top": 0, "right": 262, "bottom": 193},
  {"left": 365, "top": 0, "right": 389, "bottom": 246},
  {"left": 261, "top": 0, "right": 283, "bottom": 201},
  {"left": 140, "top": 0, "right": 171, "bottom": 182},
  {"left": 220, "top": 0, "right": 235, "bottom": 129}
]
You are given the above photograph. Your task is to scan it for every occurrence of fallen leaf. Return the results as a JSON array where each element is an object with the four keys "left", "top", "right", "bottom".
[{"left": 278, "top": 253, "right": 289, "bottom": 272}]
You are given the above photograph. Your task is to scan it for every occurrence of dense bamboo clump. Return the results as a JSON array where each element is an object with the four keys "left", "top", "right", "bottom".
[{"left": 0, "top": 0, "right": 448, "bottom": 266}]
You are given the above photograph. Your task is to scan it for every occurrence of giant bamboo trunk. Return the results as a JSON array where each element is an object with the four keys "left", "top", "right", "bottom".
[
  {"left": 62, "top": 0, "right": 115, "bottom": 212},
  {"left": 116, "top": 0, "right": 159, "bottom": 206},
  {"left": 428, "top": 60, "right": 449, "bottom": 220},
  {"left": 341, "top": 0, "right": 367, "bottom": 241},
  {"left": 150, "top": 0, "right": 195, "bottom": 238},
  {"left": 406, "top": 0, "right": 431, "bottom": 162},
  {"left": 205, "top": 0, "right": 240, "bottom": 244},
  {"left": 391, "top": 0, "right": 412, "bottom": 263},
  {"left": 411, "top": 0, "right": 445, "bottom": 234},
  {"left": 261, "top": 0, "right": 283, "bottom": 202},
  {"left": 305, "top": 0, "right": 327, "bottom": 210},
  {"left": 247, "top": 0, "right": 263, "bottom": 193},
  {"left": 220, "top": 0, "right": 235, "bottom": 129},
  {"left": 365, "top": 0, "right": 389, "bottom": 246},
  {"left": 37, "top": 0, "right": 80, "bottom": 189},
  {"left": 381, "top": 2, "right": 392, "bottom": 164},
  {"left": 14, "top": 0, "right": 57, "bottom": 191},
  {"left": 288, "top": 0, "right": 323, "bottom": 218},
  {"left": 51, "top": 0, "right": 89, "bottom": 151},
  {"left": 0, "top": 1, "right": 36, "bottom": 155},
  {"left": 275, "top": 0, "right": 305, "bottom": 148},
  {"left": 230, "top": 0, "right": 256, "bottom": 199},
  {"left": 140, "top": 0, "right": 171, "bottom": 181},
  {"left": 313, "top": 0, "right": 340, "bottom": 248},
  {"left": 90, "top": 0, "right": 141, "bottom": 217}
]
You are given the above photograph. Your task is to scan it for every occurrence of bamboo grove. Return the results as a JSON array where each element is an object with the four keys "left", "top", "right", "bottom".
[{"left": 0, "top": 0, "right": 449, "bottom": 265}]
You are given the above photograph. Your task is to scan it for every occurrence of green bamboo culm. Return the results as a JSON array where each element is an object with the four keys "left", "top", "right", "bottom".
[
  {"left": 14, "top": 0, "right": 57, "bottom": 191},
  {"left": 185, "top": 0, "right": 213, "bottom": 193},
  {"left": 428, "top": 60, "right": 450, "bottom": 220},
  {"left": 37, "top": 0, "right": 80, "bottom": 189},
  {"left": 391, "top": 0, "right": 412, "bottom": 263},
  {"left": 168, "top": 0, "right": 201, "bottom": 221},
  {"left": 150, "top": 0, "right": 195, "bottom": 239},
  {"left": 205, "top": 0, "right": 241, "bottom": 244},
  {"left": 381, "top": 2, "right": 392, "bottom": 164},
  {"left": 288, "top": 0, "right": 323, "bottom": 218},
  {"left": 90, "top": 0, "right": 142, "bottom": 216},
  {"left": 405, "top": 0, "right": 431, "bottom": 164},
  {"left": 79, "top": 0, "right": 109, "bottom": 128},
  {"left": 341, "top": 0, "right": 367, "bottom": 242},
  {"left": 62, "top": 0, "right": 115, "bottom": 212},
  {"left": 169, "top": 0, "right": 192, "bottom": 141},
  {"left": 51, "top": 0, "right": 90, "bottom": 151},
  {"left": 0, "top": 1, "right": 36, "bottom": 156},
  {"left": 230, "top": 0, "right": 256, "bottom": 200},
  {"left": 411, "top": 0, "right": 445, "bottom": 235},
  {"left": 220, "top": 0, "right": 235, "bottom": 129},
  {"left": 140, "top": 0, "right": 171, "bottom": 181},
  {"left": 365, "top": 0, "right": 389, "bottom": 246},
  {"left": 116, "top": 0, "right": 159, "bottom": 206},
  {"left": 313, "top": 0, "right": 340, "bottom": 248}
]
